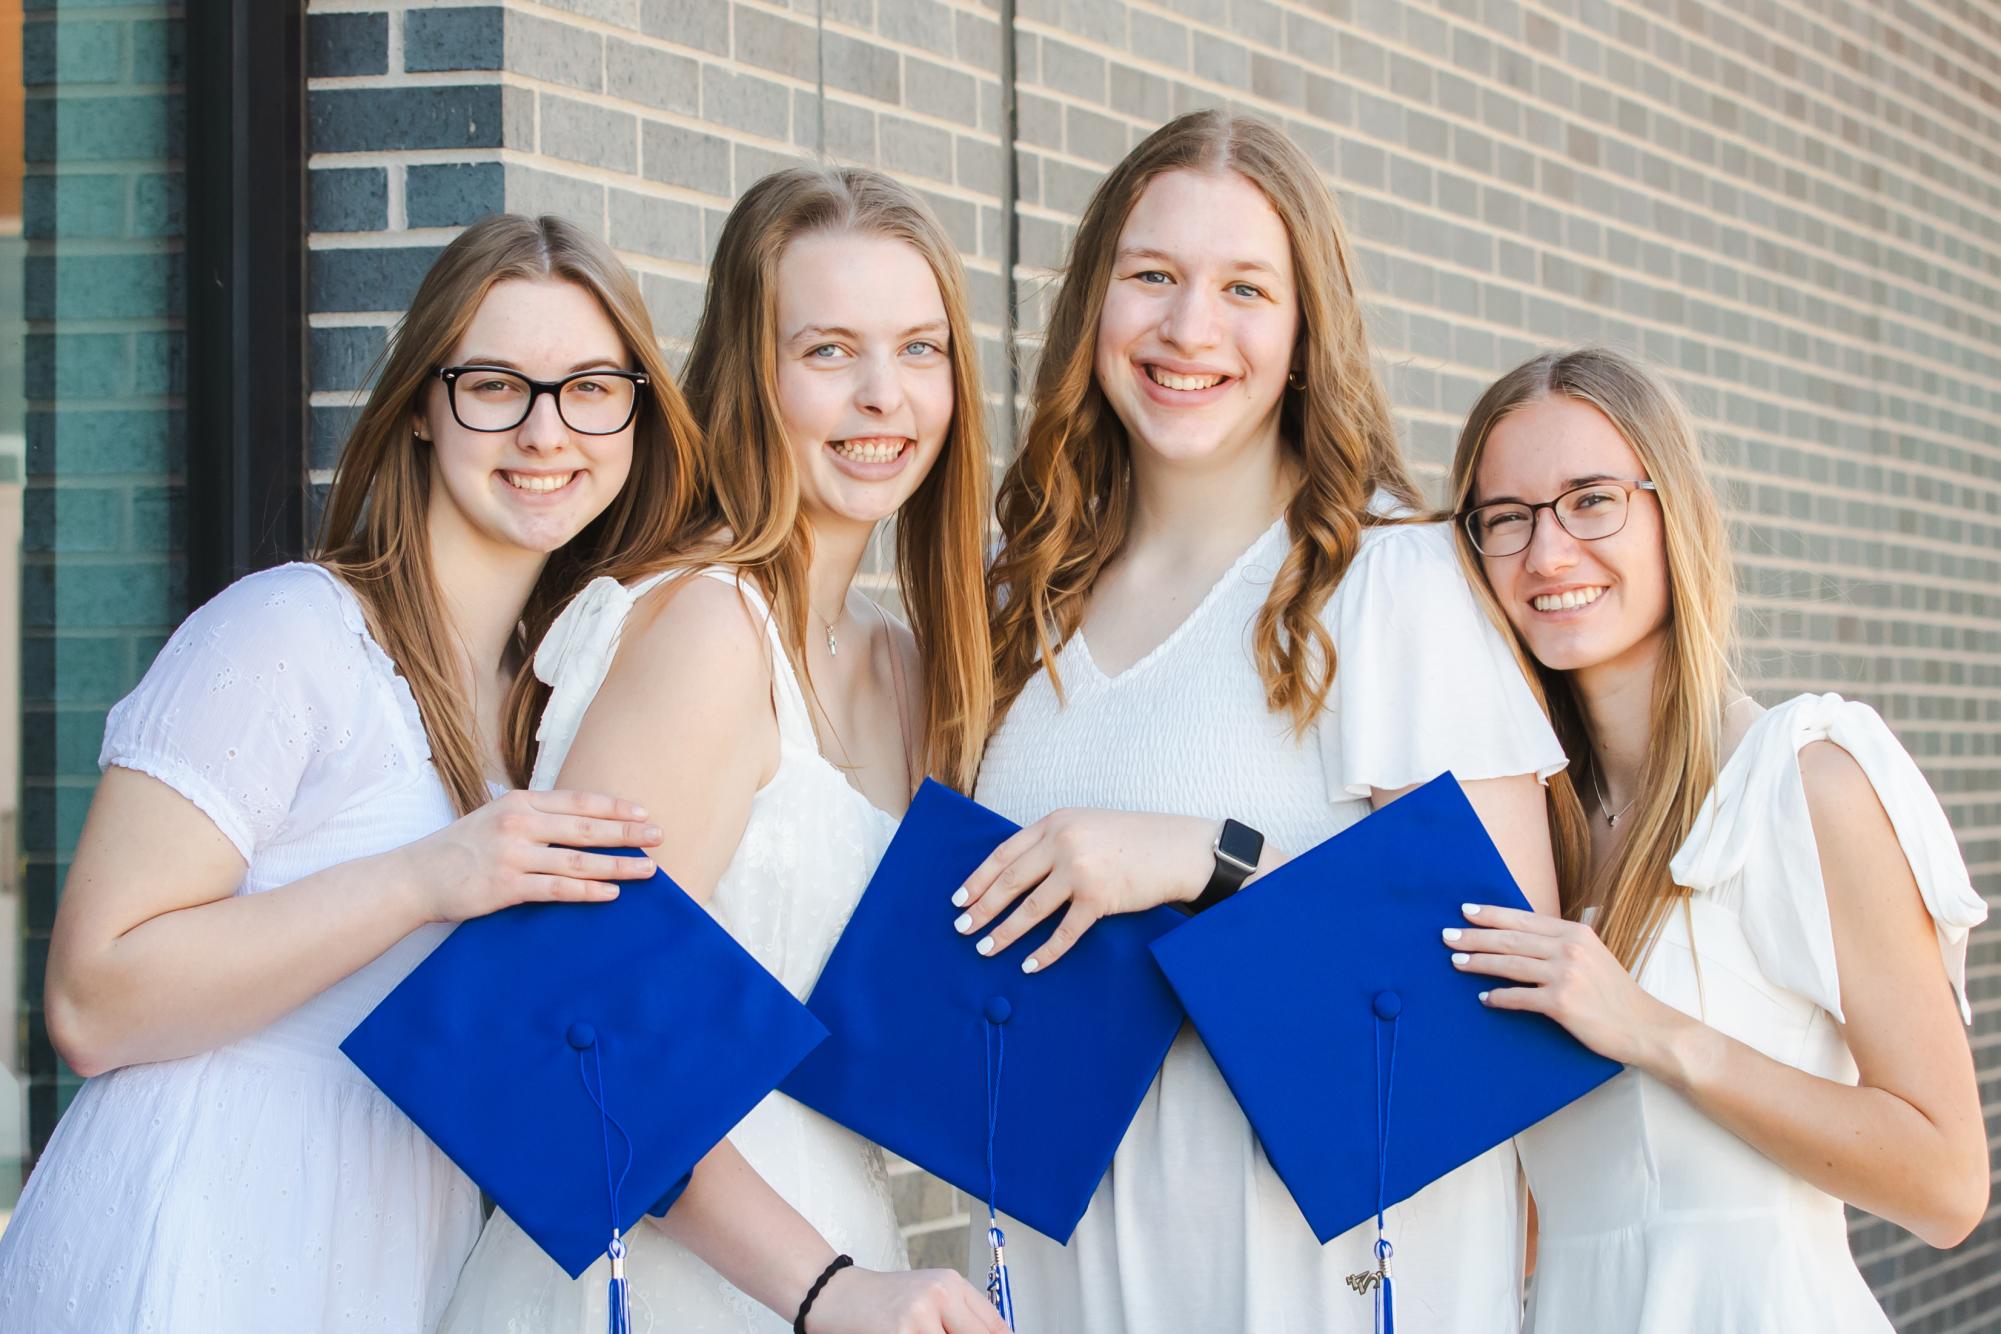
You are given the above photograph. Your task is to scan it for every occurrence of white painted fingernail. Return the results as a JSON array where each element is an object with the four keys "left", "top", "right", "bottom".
[
  {"left": 954, "top": 913, "right": 973, "bottom": 934},
  {"left": 1442, "top": 927, "right": 1462, "bottom": 942},
  {"left": 1021, "top": 958, "right": 1040, "bottom": 975},
  {"left": 976, "top": 937, "right": 995, "bottom": 957},
  {"left": 1463, "top": 903, "right": 1482, "bottom": 916},
  {"left": 1478, "top": 990, "right": 1491, "bottom": 1003},
  {"left": 1451, "top": 952, "right": 1470, "bottom": 967},
  {"left": 951, "top": 888, "right": 970, "bottom": 908}
]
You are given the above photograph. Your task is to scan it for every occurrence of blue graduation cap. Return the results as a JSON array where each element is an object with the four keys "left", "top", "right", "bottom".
[
  {"left": 343, "top": 847, "right": 828, "bottom": 1331},
  {"left": 1149, "top": 774, "right": 1621, "bottom": 1332},
  {"left": 780, "top": 780, "right": 1187, "bottom": 1326}
]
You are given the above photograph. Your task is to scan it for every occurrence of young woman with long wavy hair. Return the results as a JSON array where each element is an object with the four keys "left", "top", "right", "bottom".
[
  {"left": 951, "top": 110, "right": 1567, "bottom": 1332},
  {"left": 0, "top": 214, "right": 702, "bottom": 1331},
  {"left": 439, "top": 168, "right": 1006, "bottom": 1334},
  {"left": 1442, "top": 347, "right": 1987, "bottom": 1331}
]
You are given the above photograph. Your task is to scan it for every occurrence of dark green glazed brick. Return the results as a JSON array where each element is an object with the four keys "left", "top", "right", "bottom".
[
  {"left": 309, "top": 85, "right": 504, "bottom": 153},
  {"left": 404, "top": 7, "right": 503, "bottom": 73},
  {"left": 406, "top": 162, "right": 503, "bottom": 228},
  {"left": 308, "top": 11, "right": 389, "bottom": 78},
  {"left": 310, "top": 167, "right": 389, "bottom": 233}
]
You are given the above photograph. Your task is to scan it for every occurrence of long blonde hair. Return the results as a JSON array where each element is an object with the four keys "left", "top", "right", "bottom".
[
  {"left": 318, "top": 213, "right": 707, "bottom": 809},
  {"left": 988, "top": 110, "right": 1419, "bottom": 733},
  {"left": 604, "top": 165, "right": 993, "bottom": 793},
  {"left": 1447, "top": 347, "right": 1737, "bottom": 969}
]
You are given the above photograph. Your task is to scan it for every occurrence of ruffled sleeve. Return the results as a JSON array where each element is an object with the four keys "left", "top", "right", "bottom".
[
  {"left": 530, "top": 571, "right": 677, "bottom": 789},
  {"left": 1669, "top": 692, "right": 1987, "bottom": 1023},
  {"left": 98, "top": 563, "right": 392, "bottom": 861},
  {"left": 1318, "top": 521, "right": 1568, "bottom": 801}
]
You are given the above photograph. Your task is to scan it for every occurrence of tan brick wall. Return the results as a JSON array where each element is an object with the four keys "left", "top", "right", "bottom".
[{"left": 308, "top": 2, "right": 2001, "bottom": 1321}]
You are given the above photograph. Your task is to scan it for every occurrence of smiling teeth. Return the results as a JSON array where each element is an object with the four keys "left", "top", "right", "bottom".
[
  {"left": 1147, "top": 367, "right": 1225, "bottom": 391},
  {"left": 832, "top": 439, "right": 907, "bottom": 464},
  {"left": 503, "top": 471, "right": 574, "bottom": 493},
  {"left": 1534, "top": 587, "right": 1606, "bottom": 612}
]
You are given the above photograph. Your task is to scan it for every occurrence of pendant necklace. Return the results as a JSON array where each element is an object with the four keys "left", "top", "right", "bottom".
[
  {"left": 813, "top": 600, "right": 843, "bottom": 657},
  {"left": 1589, "top": 762, "right": 1637, "bottom": 828}
]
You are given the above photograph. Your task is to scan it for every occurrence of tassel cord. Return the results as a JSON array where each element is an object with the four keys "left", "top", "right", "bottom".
[
  {"left": 1372, "top": 1016, "right": 1399, "bottom": 1334},
  {"left": 982, "top": 1020, "right": 1016, "bottom": 1330},
  {"left": 579, "top": 1045, "right": 637, "bottom": 1334}
]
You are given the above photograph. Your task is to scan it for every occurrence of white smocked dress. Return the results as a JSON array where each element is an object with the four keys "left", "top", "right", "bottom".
[
  {"left": 972, "top": 518, "right": 1568, "bottom": 1334},
  {"left": 0, "top": 563, "right": 481, "bottom": 1333},
  {"left": 439, "top": 567, "right": 907, "bottom": 1334},
  {"left": 1518, "top": 692, "right": 1988, "bottom": 1334}
]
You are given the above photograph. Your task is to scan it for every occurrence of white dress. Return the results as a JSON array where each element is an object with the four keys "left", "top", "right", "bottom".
[
  {"left": 439, "top": 567, "right": 908, "bottom": 1334},
  {"left": 1518, "top": 692, "right": 1988, "bottom": 1334},
  {"left": 973, "top": 518, "right": 1569, "bottom": 1334},
  {"left": 0, "top": 563, "right": 481, "bottom": 1332}
]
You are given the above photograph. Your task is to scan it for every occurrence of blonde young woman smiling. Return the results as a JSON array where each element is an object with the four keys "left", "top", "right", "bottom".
[
  {"left": 440, "top": 169, "right": 1006, "bottom": 1334},
  {"left": 1445, "top": 348, "right": 1987, "bottom": 1332},
  {"left": 967, "top": 111, "right": 1568, "bottom": 1333}
]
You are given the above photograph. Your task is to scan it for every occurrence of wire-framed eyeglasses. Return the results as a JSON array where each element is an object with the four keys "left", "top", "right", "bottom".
[
  {"left": 435, "top": 366, "right": 648, "bottom": 436},
  {"left": 1460, "top": 478, "right": 1658, "bottom": 557}
]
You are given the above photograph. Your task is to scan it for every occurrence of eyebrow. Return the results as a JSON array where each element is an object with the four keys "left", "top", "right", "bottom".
[
  {"left": 1474, "top": 474, "right": 1621, "bottom": 507},
  {"left": 454, "top": 356, "right": 625, "bottom": 375},
  {"left": 1115, "top": 246, "right": 1282, "bottom": 278},
  {"left": 786, "top": 320, "right": 950, "bottom": 343}
]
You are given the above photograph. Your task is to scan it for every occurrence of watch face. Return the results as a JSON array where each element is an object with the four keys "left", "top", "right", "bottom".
[{"left": 1217, "top": 819, "right": 1264, "bottom": 871}]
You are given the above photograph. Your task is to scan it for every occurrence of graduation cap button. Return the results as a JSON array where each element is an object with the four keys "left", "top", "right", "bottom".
[
  {"left": 566, "top": 1021, "right": 598, "bottom": 1050},
  {"left": 983, "top": 996, "right": 1014, "bottom": 1025},
  {"left": 1372, "top": 990, "right": 1403, "bottom": 1021}
]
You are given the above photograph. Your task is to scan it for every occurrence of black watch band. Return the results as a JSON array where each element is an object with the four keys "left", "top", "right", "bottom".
[{"left": 1183, "top": 818, "right": 1264, "bottom": 915}]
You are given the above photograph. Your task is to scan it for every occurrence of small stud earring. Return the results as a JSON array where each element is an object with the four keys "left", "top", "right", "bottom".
[{"left": 1286, "top": 369, "right": 1307, "bottom": 392}]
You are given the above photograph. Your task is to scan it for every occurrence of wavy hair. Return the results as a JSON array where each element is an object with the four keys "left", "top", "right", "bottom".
[
  {"left": 317, "top": 213, "right": 707, "bottom": 807},
  {"left": 988, "top": 110, "right": 1419, "bottom": 733},
  {"left": 1447, "top": 347, "right": 1737, "bottom": 969},
  {"left": 596, "top": 166, "right": 993, "bottom": 793}
]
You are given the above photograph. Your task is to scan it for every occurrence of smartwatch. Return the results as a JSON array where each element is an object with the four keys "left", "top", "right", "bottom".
[{"left": 1182, "top": 818, "right": 1265, "bottom": 915}]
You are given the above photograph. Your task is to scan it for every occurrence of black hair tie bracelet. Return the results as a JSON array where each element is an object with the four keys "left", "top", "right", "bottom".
[{"left": 794, "top": 1253, "right": 854, "bottom": 1333}]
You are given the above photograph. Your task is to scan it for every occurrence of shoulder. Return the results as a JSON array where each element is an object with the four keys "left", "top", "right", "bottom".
[
  {"left": 1323, "top": 520, "right": 1484, "bottom": 630},
  {"left": 609, "top": 569, "right": 776, "bottom": 696},
  {"left": 181, "top": 562, "right": 358, "bottom": 637},
  {"left": 1795, "top": 733, "right": 1898, "bottom": 878},
  {"left": 147, "top": 563, "right": 379, "bottom": 693},
  {"left": 1340, "top": 520, "right": 1464, "bottom": 589}
]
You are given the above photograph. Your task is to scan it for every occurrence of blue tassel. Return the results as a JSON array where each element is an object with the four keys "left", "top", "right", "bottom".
[
  {"left": 1376, "top": 1238, "right": 1394, "bottom": 1334},
  {"left": 986, "top": 1221, "right": 1016, "bottom": 1330},
  {"left": 607, "top": 1234, "right": 632, "bottom": 1334}
]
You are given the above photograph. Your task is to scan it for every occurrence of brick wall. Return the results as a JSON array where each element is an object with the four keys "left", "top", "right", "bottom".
[
  {"left": 18, "top": 0, "right": 186, "bottom": 1140},
  {"left": 304, "top": 1, "right": 2001, "bottom": 1322}
]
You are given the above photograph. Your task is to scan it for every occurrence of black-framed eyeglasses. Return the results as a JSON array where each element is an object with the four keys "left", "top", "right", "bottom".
[
  {"left": 435, "top": 365, "right": 648, "bottom": 435},
  {"left": 1460, "top": 478, "right": 1658, "bottom": 557}
]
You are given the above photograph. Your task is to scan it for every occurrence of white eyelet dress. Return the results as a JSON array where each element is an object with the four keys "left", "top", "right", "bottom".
[
  {"left": 971, "top": 519, "right": 1568, "bottom": 1334},
  {"left": 1517, "top": 692, "right": 1988, "bottom": 1334},
  {"left": 438, "top": 567, "right": 907, "bottom": 1334},
  {"left": 0, "top": 563, "right": 481, "bottom": 1333}
]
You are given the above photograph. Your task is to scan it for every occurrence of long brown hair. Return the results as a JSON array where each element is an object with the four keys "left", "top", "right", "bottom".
[
  {"left": 598, "top": 166, "right": 993, "bottom": 792},
  {"left": 988, "top": 110, "right": 1419, "bottom": 733},
  {"left": 317, "top": 213, "right": 707, "bottom": 810},
  {"left": 1447, "top": 347, "right": 1737, "bottom": 968}
]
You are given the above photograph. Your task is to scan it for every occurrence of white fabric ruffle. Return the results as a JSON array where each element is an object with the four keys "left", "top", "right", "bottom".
[{"left": 1670, "top": 691, "right": 1986, "bottom": 1023}]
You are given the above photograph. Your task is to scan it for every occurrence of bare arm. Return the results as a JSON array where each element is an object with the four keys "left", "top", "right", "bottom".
[
  {"left": 1655, "top": 742, "right": 1986, "bottom": 1243},
  {"left": 1459, "top": 742, "right": 1987, "bottom": 1247},
  {"left": 47, "top": 771, "right": 658, "bottom": 1076},
  {"left": 559, "top": 577, "right": 1004, "bottom": 1334},
  {"left": 960, "top": 769, "right": 1557, "bottom": 970}
]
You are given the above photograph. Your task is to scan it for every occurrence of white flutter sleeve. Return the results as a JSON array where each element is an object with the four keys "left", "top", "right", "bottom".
[
  {"left": 1318, "top": 521, "right": 1568, "bottom": 802},
  {"left": 1669, "top": 691, "right": 1987, "bottom": 1023},
  {"left": 97, "top": 563, "right": 394, "bottom": 861}
]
